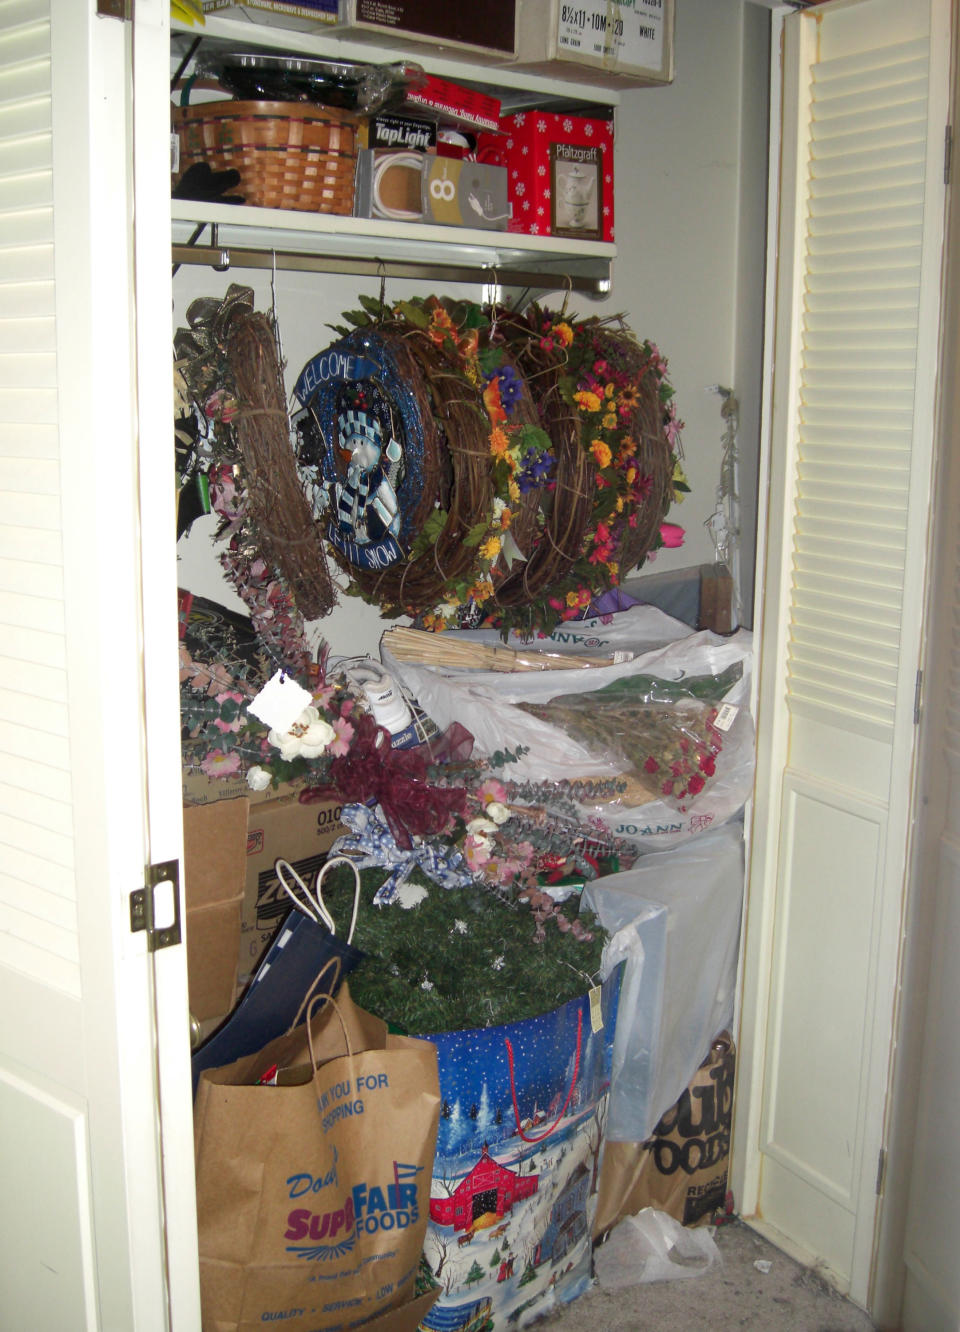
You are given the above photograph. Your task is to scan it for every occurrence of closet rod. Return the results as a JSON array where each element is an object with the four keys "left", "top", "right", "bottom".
[{"left": 170, "top": 242, "right": 612, "bottom": 297}]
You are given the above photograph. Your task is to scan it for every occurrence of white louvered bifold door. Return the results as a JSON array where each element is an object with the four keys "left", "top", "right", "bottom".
[
  {"left": 0, "top": 2, "right": 175, "bottom": 1326},
  {"left": 736, "top": 0, "right": 951, "bottom": 1310}
]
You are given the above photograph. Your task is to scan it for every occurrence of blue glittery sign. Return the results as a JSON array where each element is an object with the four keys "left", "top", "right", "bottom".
[{"left": 293, "top": 332, "right": 426, "bottom": 571}]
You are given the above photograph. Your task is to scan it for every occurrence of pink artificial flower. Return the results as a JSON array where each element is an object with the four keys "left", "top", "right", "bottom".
[
  {"left": 478, "top": 778, "right": 508, "bottom": 806},
  {"left": 328, "top": 716, "right": 355, "bottom": 758},
  {"left": 464, "top": 834, "right": 493, "bottom": 870},
  {"left": 312, "top": 683, "right": 336, "bottom": 711},
  {"left": 200, "top": 748, "right": 241, "bottom": 778},
  {"left": 660, "top": 522, "right": 686, "bottom": 548},
  {"left": 212, "top": 690, "right": 244, "bottom": 734}
]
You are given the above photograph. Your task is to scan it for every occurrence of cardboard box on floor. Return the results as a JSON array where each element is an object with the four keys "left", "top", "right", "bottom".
[{"left": 239, "top": 793, "right": 345, "bottom": 982}]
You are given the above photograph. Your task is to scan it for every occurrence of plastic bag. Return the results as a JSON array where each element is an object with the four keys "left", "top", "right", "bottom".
[
  {"left": 582, "top": 823, "right": 744, "bottom": 1140},
  {"left": 594, "top": 1208, "right": 721, "bottom": 1288},
  {"left": 385, "top": 619, "right": 754, "bottom": 850}
]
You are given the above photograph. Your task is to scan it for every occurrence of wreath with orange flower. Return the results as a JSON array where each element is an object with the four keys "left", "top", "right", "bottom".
[{"left": 306, "top": 296, "right": 686, "bottom": 637}]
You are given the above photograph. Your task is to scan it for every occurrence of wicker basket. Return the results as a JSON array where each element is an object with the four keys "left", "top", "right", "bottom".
[{"left": 172, "top": 100, "right": 359, "bottom": 215}]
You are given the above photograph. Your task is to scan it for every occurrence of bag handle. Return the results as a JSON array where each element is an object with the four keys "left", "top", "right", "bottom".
[
  {"left": 505, "top": 1005, "right": 583, "bottom": 1145},
  {"left": 276, "top": 855, "right": 361, "bottom": 944},
  {"left": 306, "top": 987, "right": 355, "bottom": 1077},
  {"left": 289, "top": 955, "right": 343, "bottom": 1034}
]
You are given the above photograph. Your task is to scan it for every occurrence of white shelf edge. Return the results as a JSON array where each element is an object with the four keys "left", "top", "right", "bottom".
[{"left": 171, "top": 199, "right": 616, "bottom": 263}]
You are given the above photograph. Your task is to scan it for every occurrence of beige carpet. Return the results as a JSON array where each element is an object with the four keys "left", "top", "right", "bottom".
[{"left": 540, "top": 1219, "right": 877, "bottom": 1330}]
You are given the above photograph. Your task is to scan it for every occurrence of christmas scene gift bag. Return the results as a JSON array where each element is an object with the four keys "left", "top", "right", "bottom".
[
  {"left": 194, "top": 984, "right": 441, "bottom": 1332},
  {"left": 417, "top": 972, "right": 621, "bottom": 1331}
]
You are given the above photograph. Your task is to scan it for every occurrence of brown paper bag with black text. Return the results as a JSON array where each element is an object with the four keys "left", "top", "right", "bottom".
[
  {"left": 194, "top": 982, "right": 441, "bottom": 1332},
  {"left": 595, "top": 1033, "right": 734, "bottom": 1235}
]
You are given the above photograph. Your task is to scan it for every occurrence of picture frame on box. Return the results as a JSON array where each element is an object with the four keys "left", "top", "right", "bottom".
[{"left": 552, "top": 147, "right": 601, "bottom": 240}]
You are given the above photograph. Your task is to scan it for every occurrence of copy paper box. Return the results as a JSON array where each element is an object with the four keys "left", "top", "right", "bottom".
[
  {"left": 477, "top": 111, "right": 614, "bottom": 242},
  {"left": 240, "top": 793, "right": 345, "bottom": 979},
  {"left": 182, "top": 799, "right": 248, "bottom": 1020},
  {"left": 512, "top": 0, "right": 674, "bottom": 86}
]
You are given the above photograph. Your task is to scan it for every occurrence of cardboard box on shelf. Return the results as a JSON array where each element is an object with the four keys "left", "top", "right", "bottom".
[
  {"left": 512, "top": 0, "right": 674, "bottom": 86},
  {"left": 239, "top": 793, "right": 346, "bottom": 980},
  {"left": 330, "top": 0, "right": 516, "bottom": 60},
  {"left": 201, "top": 0, "right": 338, "bottom": 31},
  {"left": 182, "top": 766, "right": 302, "bottom": 808},
  {"left": 401, "top": 73, "right": 502, "bottom": 135},
  {"left": 477, "top": 110, "right": 614, "bottom": 242},
  {"left": 182, "top": 799, "right": 249, "bottom": 1021}
]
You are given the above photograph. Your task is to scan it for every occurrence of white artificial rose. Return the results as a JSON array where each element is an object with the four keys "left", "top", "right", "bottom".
[
  {"left": 485, "top": 801, "right": 511, "bottom": 825},
  {"left": 268, "top": 705, "right": 336, "bottom": 760},
  {"left": 466, "top": 816, "right": 499, "bottom": 837},
  {"left": 246, "top": 765, "right": 272, "bottom": 792}
]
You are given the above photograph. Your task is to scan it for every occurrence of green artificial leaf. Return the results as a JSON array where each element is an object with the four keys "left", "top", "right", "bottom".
[
  {"left": 592, "top": 487, "right": 620, "bottom": 523},
  {"left": 393, "top": 300, "right": 431, "bottom": 329},
  {"left": 461, "top": 303, "right": 489, "bottom": 330},
  {"left": 462, "top": 520, "right": 491, "bottom": 548},
  {"left": 517, "top": 424, "right": 553, "bottom": 454},
  {"left": 674, "top": 479, "right": 691, "bottom": 494},
  {"left": 357, "top": 293, "right": 388, "bottom": 319},
  {"left": 325, "top": 323, "right": 351, "bottom": 338},
  {"left": 478, "top": 344, "right": 504, "bottom": 374},
  {"left": 408, "top": 507, "right": 449, "bottom": 558},
  {"left": 341, "top": 309, "right": 371, "bottom": 328}
]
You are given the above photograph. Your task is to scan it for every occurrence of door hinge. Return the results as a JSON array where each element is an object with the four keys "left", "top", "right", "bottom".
[
  {"left": 97, "top": 0, "right": 132, "bottom": 19},
  {"left": 945, "top": 124, "right": 953, "bottom": 185},
  {"left": 876, "top": 1147, "right": 887, "bottom": 1196},
  {"left": 914, "top": 669, "right": 923, "bottom": 725},
  {"left": 130, "top": 860, "right": 182, "bottom": 951}
]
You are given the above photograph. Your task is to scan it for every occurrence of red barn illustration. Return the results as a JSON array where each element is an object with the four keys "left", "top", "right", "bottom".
[{"left": 429, "top": 1144, "right": 539, "bottom": 1233}]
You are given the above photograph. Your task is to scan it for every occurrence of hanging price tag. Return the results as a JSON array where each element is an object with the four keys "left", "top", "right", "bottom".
[
  {"left": 589, "top": 985, "right": 603, "bottom": 1034},
  {"left": 714, "top": 702, "right": 739, "bottom": 733},
  {"left": 247, "top": 670, "right": 314, "bottom": 733}
]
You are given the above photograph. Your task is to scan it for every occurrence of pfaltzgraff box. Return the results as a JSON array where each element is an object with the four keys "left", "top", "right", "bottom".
[
  {"left": 477, "top": 111, "right": 614, "bottom": 242},
  {"left": 240, "top": 793, "right": 345, "bottom": 980},
  {"left": 512, "top": 0, "right": 674, "bottom": 86},
  {"left": 355, "top": 149, "right": 509, "bottom": 229},
  {"left": 331, "top": 0, "right": 516, "bottom": 59}
]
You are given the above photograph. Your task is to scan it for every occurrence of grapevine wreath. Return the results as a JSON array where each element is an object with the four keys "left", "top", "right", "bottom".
[{"left": 293, "top": 295, "right": 687, "bottom": 638}]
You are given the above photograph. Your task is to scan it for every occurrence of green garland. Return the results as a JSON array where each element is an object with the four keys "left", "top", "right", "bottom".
[{"left": 320, "top": 865, "right": 606, "bottom": 1035}]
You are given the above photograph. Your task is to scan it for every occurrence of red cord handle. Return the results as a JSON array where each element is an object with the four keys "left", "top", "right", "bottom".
[{"left": 505, "top": 1005, "right": 583, "bottom": 1144}]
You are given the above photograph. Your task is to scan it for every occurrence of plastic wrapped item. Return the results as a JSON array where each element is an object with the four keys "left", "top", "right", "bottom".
[
  {"left": 582, "top": 824, "right": 744, "bottom": 1141},
  {"left": 594, "top": 1208, "right": 721, "bottom": 1288},
  {"left": 517, "top": 666, "right": 742, "bottom": 809},
  {"left": 195, "top": 52, "right": 423, "bottom": 112},
  {"left": 385, "top": 618, "right": 754, "bottom": 850}
]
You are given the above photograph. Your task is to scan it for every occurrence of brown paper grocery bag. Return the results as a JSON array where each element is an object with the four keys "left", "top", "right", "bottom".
[
  {"left": 194, "top": 984, "right": 440, "bottom": 1332},
  {"left": 595, "top": 1033, "right": 734, "bottom": 1235}
]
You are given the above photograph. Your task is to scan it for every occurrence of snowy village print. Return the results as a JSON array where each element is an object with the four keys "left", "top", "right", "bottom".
[
  {"left": 293, "top": 333, "right": 426, "bottom": 575},
  {"left": 417, "top": 978, "right": 621, "bottom": 1331}
]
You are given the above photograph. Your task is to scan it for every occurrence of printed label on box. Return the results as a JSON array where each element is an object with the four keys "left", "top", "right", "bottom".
[
  {"left": 551, "top": 142, "right": 602, "bottom": 241},
  {"left": 557, "top": 0, "right": 665, "bottom": 70}
]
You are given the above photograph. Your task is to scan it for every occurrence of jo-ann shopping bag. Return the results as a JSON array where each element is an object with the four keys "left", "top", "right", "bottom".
[
  {"left": 417, "top": 972, "right": 621, "bottom": 1331},
  {"left": 194, "top": 982, "right": 441, "bottom": 1332}
]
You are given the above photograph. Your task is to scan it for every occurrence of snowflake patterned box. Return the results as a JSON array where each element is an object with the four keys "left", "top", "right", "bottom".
[{"left": 477, "top": 110, "right": 614, "bottom": 243}]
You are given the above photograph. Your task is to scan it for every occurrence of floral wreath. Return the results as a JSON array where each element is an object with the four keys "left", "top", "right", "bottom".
[{"left": 323, "top": 295, "right": 688, "bottom": 638}]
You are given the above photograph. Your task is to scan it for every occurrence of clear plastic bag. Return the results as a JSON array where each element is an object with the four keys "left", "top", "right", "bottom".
[{"left": 594, "top": 1208, "right": 721, "bottom": 1288}]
